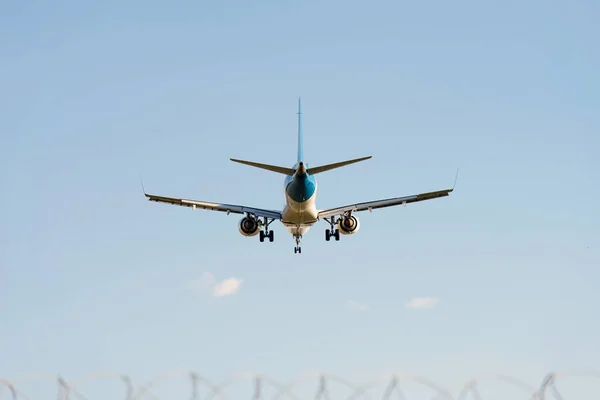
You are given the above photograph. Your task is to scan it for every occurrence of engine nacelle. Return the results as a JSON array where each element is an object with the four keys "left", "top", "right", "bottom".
[
  {"left": 238, "top": 216, "right": 260, "bottom": 237},
  {"left": 337, "top": 215, "right": 360, "bottom": 235}
]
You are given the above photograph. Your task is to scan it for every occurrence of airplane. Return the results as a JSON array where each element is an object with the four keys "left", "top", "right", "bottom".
[{"left": 143, "top": 98, "right": 457, "bottom": 254}]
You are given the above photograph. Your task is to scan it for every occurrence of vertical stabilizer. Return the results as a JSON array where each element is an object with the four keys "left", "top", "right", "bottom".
[{"left": 297, "top": 97, "right": 304, "bottom": 163}]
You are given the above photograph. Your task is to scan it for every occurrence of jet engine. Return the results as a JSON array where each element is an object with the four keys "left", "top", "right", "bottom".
[
  {"left": 238, "top": 216, "right": 260, "bottom": 237},
  {"left": 337, "top": 215, "right": 360, "bottom": 235}
]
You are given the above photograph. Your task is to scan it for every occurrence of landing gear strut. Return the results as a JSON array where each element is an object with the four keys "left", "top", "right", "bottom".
[
  {"left": 258, "top": 216, "right": 275, "bottom": 243},
  {"left": 324, "top": 217, "right": 340, "bottom": 242},
  {"left": 294, "top": 234, "right": 302, "bottom": 254}
]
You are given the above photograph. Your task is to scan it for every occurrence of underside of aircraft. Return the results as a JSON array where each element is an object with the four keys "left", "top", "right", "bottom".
[{"left": 143, "top": 99, "right": 457, "bottom": 253}]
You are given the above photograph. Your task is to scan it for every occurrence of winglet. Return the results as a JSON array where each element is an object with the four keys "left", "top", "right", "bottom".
[
  {"left": 452, "top": 168, "right": 459, "bottom": 191},
  {"left": 139, "top": 173, "right": 147, "bottom": 196}
]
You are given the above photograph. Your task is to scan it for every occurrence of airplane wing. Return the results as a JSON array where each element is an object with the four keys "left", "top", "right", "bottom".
[
  {"left": 144, "top": 193, "right": 282, "bottom": 220},
  {"left": 317, "top": 188, "right": 454, "bottom": 219}
]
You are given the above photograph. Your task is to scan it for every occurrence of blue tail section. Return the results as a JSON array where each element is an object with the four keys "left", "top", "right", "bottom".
[
  {"left": 297, "top": 97, "right": 303, "bottom": 163},
  {"left": 286, "top": 161, "right": 316, "bottom": 203}
]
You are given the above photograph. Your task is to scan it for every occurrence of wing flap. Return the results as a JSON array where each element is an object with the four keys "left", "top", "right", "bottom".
[
  {"left": 318, "top": 188, "right": 453, "bottom": 219},
  {"left": 145, "top": 193, "right": 282, "bottom": 220}
]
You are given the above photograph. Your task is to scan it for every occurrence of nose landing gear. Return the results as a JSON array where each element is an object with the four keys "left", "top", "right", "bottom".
[{"left": 293, "top": 234, "right": 302, "bottom": 254}]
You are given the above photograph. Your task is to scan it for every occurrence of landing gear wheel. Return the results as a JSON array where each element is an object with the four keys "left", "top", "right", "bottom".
[
  {"left": 293, "top": 233, "right": 302, "bottom": 253},
  {"left": 325, "top": 217, "right": 341, "bottom": 242},
  {"left": 259, "top": 229, "right": 274, "bottom": 243},
  {"left": 258, "top": 216, "right": 275, "bottom": 243},
  {"left": 326, "top": 228, "right": 340, "bottom": 242}
]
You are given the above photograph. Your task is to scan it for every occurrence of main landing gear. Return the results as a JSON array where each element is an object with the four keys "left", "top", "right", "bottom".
[
  {"left": 324, "top": 217, "right": 340, "bottom": 242},
  {"left": 259, "top": 216, "right": 275, "bottom": 243}
]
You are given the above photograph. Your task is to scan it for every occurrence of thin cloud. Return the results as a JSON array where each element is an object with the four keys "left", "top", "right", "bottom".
[
  {"left": 184, "top": 272, "right": 243, "bottom": 297},
  {"left": 184, "top": 272, "right": 216, "bottom": 292},
  {"left": 212, "top": 277, "right": 243, "bottom": 297},
  {"left": 406, "top": 297, "right": 439, "bottom": 309},
  {"left": 347, "top": 299, "right": 368, "bottom": 311}
]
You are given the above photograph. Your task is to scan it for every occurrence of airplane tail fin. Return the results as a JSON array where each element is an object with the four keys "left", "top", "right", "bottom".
[
  {"left": 308, "top": 156, "right": 372, "bottom": 175},
  {"left": 228, "top": 98, "right": 304, "bottom": 177},
  {"left": 229, "top": 158, "right": 296, "bottom": 175},
  {"left": 295, "top": 98, "right": 370, "bottom": 174},
  {"left": 297, "top": 97, "right": 303, "bottom": 163},
  {"left": 230, "top": 99, "right": 371, "bottom": 176}
]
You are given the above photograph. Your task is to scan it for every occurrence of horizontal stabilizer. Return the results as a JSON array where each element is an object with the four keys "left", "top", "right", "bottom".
[
  {"left": 230, "top": 158, "right": 296, "bottom": 175},
  {"left": 308, "top": 156, "right": 372, "bottom": 175}
]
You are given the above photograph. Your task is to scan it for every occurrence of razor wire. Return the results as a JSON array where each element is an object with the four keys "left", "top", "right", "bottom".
[{"left": 0, "top": 370, "right": 598, "bottom": 399}]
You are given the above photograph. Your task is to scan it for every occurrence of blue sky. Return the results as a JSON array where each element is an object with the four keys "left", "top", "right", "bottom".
[{"left": 1, "top": 0, "right": 599, "bottom": 398}]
